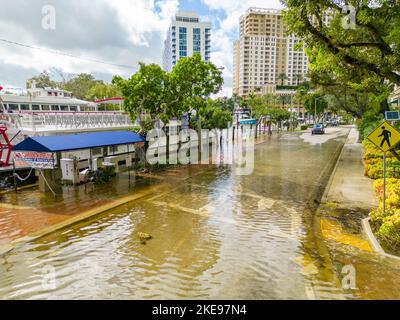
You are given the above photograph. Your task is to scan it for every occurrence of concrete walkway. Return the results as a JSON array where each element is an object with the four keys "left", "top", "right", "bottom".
[{"left": 322, "top": 126, "right": 378, "bottom": 210}]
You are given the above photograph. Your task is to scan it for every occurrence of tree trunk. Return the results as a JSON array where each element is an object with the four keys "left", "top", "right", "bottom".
[
  {"left": 379, "top": 99, "right": 390, "bottom": 115},
  {"left": 197, "top": 115, "right": 202, "bottom": 163},
  {"left": 165, "top": 125, "right": 170, "bottom": 165}
]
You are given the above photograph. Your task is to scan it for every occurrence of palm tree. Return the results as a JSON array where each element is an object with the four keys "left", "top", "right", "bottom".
[
  {"left": 279, "top": 95, "right": 291, "bottom": 107},
  {"left": 294, "top": 74, "right": 303, "bottom": 86},
  {"left": 278, "top": 73, "right": 287, "bottom": 86}
]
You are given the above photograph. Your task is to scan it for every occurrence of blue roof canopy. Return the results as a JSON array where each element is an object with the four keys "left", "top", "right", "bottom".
[{"left": 13, "top": 131, "right": 145, "bottom": 153}]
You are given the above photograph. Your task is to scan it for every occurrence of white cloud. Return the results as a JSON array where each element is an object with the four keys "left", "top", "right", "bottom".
[
  {"left": 212, "top": 86, "right": 232, "bottom": 98},
  {"left": 104, "top": 0, "right": 178, "bottom": 46},
  {"left": 0, "top": 0, "right": 179, "bottom": 89},
  {"left": 0, "top": 0, "right": 285, "bottom": 97}
]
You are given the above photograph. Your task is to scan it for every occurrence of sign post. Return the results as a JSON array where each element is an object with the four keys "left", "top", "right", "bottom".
[{"left": 367, "top": 120, "right": 400, "bottom": 215}]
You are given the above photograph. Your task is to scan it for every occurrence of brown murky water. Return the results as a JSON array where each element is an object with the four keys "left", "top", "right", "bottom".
[{"left": 1, "top": 128, "right": 400, "bottom": 299}]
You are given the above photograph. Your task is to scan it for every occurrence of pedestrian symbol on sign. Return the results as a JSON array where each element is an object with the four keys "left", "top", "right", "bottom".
[
  {"left": 378, "top": 126, "right": 392, "bottom": 148},
  {"left": 367, "top": 120, "right": 400, "bottom": 153}
]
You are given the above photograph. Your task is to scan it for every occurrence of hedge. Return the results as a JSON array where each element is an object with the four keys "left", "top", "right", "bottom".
[{"left": 363, "top": 140, "right": 400, "bottom": 253}]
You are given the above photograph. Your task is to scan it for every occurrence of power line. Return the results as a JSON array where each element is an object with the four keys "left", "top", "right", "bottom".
[{"left": 0, "top": 38, "right": 137, "bottom": 70}]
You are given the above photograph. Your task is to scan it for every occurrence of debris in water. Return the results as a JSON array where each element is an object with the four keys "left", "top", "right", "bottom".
[{"left": 137, "top": 232, "right": 152, "bottom": 244}]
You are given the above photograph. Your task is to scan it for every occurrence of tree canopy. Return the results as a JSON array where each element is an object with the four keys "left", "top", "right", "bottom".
[
  {"left": 113, "top": 63, "right": 171, "bottom": 132},
  {"left": 62, "top": 74, "right": 103, "bottom": 100},
  {"left": 112, "top": 54, "right": 224, "bottom": 134},
  {"left": 283, "top": 1, "right": 400, "bottom": 84},
  {"left": 198, "top": 99, "right": 232, "bottom": 130},
  {"left": 27, "top": 71, "right": 117, "bottom": 101},
  {"left": 85, "top": 82, "right": 121, "bottom": 101},
  {"left": 27, "top": 71, "right": 58, "bottom": 90},
  {"left": 170, "top": 53, "right": 223, "bottom": 113},
  {"left": 283, "top": 0, "right": 399, "bottom": 117}
]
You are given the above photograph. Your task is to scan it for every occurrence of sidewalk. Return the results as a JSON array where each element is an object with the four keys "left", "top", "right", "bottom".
[{"left": 322, "top": 126, "right": 378, "bottom": 210}]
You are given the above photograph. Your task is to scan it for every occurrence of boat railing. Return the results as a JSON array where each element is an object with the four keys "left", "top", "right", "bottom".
[{"left": 1, "top": 111, "right": 135, "bottom": 133}]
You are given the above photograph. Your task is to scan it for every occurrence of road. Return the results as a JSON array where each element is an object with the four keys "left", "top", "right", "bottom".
[{"left": 1, "top": 127, "right": 398, "bottom": 299}]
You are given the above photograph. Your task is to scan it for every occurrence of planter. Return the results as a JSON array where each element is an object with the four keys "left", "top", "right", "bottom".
[{"left": 362, "top": 217, "right": 400, "bottom": 261}]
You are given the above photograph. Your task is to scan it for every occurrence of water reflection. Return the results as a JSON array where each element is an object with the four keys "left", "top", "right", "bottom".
[{"left": 1, "top": 130, "right": 400, "bottom": 299}]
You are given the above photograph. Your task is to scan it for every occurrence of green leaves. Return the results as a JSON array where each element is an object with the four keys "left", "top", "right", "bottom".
[
  {"left": 304, "top": 93, "right": 328, "bottom": 116},
  {"left": 112, "top": 63, "right": 168, "bottom": 129},
  {"left": 112, "top": 54, "right": 224, "bottom": 133},
  {"left": 283, "top": 0, "right": 400, "bottom": 84},
  {"left": 198, "top": 99, "right": 232, "bottom": 130},
  {"left": 283, "top": 0, "right": 399, "bottom": 119},
  {"left": 85, "top": 83, "right": 121, "bottom": 101},
  {"left": 62, "top": 74, "right": 103, "bottom": 100},
  {"left": 27, "top": 71, "right": 105, "bottom": 100},
  {"left": 170, "top": 53, "right": 223, "bottom": 112},
  {"left": 264, "top": 108, "right": 291, "bottom": 124}
]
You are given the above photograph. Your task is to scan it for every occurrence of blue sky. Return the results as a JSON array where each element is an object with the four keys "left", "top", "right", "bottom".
[{"left": 0, "top": 0, "right": 284, "bottom": 96}]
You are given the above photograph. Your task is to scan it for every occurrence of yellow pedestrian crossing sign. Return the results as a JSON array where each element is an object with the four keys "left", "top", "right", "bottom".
[{"left": 367, "top": 120, "right": 400, "bottom": 153}]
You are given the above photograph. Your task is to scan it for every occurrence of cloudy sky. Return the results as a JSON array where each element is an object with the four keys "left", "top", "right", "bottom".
[{"left": 0, "top": 0, "right": 284, "bottom": 97}]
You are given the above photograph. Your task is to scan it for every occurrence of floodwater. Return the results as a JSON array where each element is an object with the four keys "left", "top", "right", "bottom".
[{"left": 1, "top": 128, "right": 400, "bottom": 299}]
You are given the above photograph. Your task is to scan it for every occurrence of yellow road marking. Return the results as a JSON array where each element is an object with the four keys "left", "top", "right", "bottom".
[
  {"left": 320, "top": 218, "right": 372, "bottom": 252},
  {"left": 0, "top": 203, "right": 33, "bottom": 210}
]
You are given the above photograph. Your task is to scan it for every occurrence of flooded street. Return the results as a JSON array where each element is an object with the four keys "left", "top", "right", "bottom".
[{"left": 1, "top": 128, "right": 400, "bottom": 299}]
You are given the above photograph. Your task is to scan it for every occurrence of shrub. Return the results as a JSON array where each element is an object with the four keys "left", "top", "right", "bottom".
[
  {"left": 376, "top": 212, "right": 400, "bottom": 251},
  {"left": 94, "top": 166, "right": 116, "bottom": 185},
  {"left": 300, "top": 125, "right": 308, "bottom": 130},
  {"left": 364, "top": 139, "right": 400, "bottom": 252},
  {"left": 356, "top": 109, "right": 383, "bottom": 141}
]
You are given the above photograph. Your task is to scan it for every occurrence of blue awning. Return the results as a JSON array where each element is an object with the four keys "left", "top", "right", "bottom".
[{"left": 12, "top": 131, "right": 145, "bottom": 153}]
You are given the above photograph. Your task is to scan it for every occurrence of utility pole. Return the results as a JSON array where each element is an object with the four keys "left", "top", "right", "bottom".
[
  {"left": 314, "top": 98, "right": 317, "bottom": 124},
  {"left": 314, "top": 97, "right": 322, "bottom": 124}
]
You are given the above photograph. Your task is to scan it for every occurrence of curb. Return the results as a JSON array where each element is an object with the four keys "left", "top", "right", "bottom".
[
  {"left": 362, "top": 217, "right": 400, "bottom": 261},
  {"left": 0, "top": 185, "right": 161, "bottom": 258},
  {"left": 361, "top": 218, "right": 385, "bottom": 253},
  {"left": 321, "top": 128, "right": 352, "bottom": 203},
  {"left": 0, "top": 183, "right": 38, "bottom": 195}
]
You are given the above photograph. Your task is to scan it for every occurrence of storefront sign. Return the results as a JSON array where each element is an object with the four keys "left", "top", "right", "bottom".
[{"left": 13, "top": 151, "right": 56, "bottom": 169}]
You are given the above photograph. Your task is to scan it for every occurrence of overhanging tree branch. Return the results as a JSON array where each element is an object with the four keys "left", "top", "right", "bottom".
[{"left": 300, "top": 8, "right": 400, "bottom": 84}]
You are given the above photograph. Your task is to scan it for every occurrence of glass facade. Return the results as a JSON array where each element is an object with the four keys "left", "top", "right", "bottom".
[
  {"left": 163, "top": 13, "right": 211, "bottom": 72},
  {"left": 193, "top": 28, "right": 201, "bottom": 53},
  {"left": 171, "top": 26, "right": 177, "bottom": 66},
  {"left": 205, "top": 28, "right": 211, "bottom": 62},
  {"left": 179, "top": 27, "right": 187, "bottom": 57}
]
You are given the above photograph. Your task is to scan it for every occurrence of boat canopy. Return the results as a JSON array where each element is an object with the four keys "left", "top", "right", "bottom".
[{"left": 12, "top": 131, "right": 145, "bottom": 153}]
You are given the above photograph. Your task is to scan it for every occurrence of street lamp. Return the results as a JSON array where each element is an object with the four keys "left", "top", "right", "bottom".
[{"left": 314, "top": 97, "right": 322, "bottom": 124}]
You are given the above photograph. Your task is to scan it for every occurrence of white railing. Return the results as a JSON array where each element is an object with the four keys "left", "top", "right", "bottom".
[{"left": 0, "top": 112, "right": 135, "bottom": 133}]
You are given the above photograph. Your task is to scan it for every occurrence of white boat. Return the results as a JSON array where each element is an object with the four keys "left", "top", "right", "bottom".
[
  {"left": 0, "top": 85, "right": 133, "bottom": 167},
  {"left": 0, "top": 87, "right": 133, "bottom": 135}
]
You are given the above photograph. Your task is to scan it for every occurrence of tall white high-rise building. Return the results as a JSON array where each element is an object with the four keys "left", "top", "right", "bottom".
[{"left": 163, "top": 11, "right": 211, "bottom": 72}]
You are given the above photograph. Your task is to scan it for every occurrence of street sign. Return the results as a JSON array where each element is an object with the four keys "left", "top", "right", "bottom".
[
  {"left": 367, "top": 120, "right": 400, "bottom": 153},
  {"left": 366, "top": 120, "right": 400, "bottom": 216},
  {"left": 239, "top": 119, "right": 258, "bottom": 125},
  {"left": 385, "top": 111, "right": 400, "bottom": 121}
]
